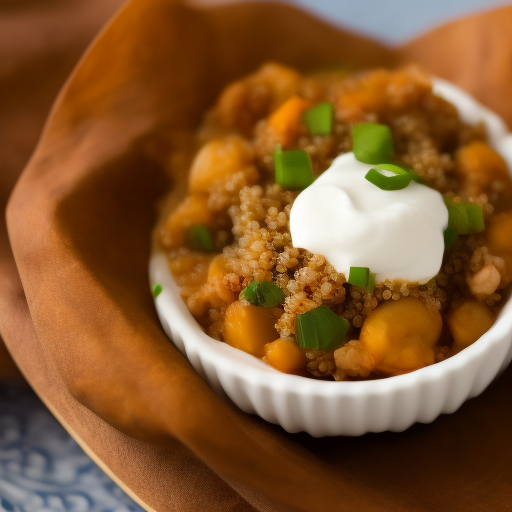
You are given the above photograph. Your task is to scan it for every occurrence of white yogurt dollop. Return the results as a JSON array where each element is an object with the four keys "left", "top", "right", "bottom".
[{"left": 289, "top": 152, "right": 449, "bottom": 284}]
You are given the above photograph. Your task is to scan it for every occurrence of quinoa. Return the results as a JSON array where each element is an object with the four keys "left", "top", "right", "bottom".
[{"left": 158, "top": 64, "right": 512, "bottom": 380}]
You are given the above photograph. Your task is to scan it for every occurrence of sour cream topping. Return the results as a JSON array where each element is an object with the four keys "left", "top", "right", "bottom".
[{"left": 289, "top": 152, "right": 449, "bottom": 284}]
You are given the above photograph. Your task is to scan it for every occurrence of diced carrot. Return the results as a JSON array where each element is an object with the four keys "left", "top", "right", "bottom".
[
  {"left": 268, "top": 96, "right": 311, "bottom": 146},
  {"left": 455, "top": 141, "right": 510, "bottom": 197},
  {"left": 207, "top": 255, "right": 236, "bottom": 303},
  {"left": 217, "top": 63, "right": 301, "bottom": 134},
  {"left": 223, "top": 301, "right": 280, "bottom": 357},
  {"left": 264, "top": 339, "right": 307, "bottom": 373}
]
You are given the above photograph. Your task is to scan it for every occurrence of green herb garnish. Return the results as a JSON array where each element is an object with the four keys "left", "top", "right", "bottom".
[
  {"left": 348, "top": 266, "right": 370, "bottom": 288},
  {"left": 152, "top": 283, "right": 163, "bottom": 298},
  {"left": 347, "top": 267, "right": 376, "bottom": 292},
  {"left": 353, "top": 123, "right": 394, "bottom": 164},
  {"left": 303, "top": 101, "right": 334, "bottom": 136},
  {"left": 367, "top": 272, "right": 376, "bottom": 293},
  {"left": 189, "top": 224, "right": 215, "bottom": 252},
  {"left": 274, "top": 146, "right": 314, "bottom": 190},
  {"left": 443, "top": 226, "right": 458, "bottom": 249},
  {"left": 242, "top": 280, "right": 285, "bottom": 308},
  {"left": 444, "top": 198, "right": 485, "bottom": 235},
  {"left": 365, "top": 164, "right": 413, "bottom": 191},
  {"left": 465, "top": 202, "right": 485, "bottom": 233},
  {"left": 296, "top": 306, "right": 349, "bottom": 351}
]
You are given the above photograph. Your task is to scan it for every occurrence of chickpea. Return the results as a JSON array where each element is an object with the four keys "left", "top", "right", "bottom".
[{"left": 359, "top": 297, "right": 442, "bottom": 374}]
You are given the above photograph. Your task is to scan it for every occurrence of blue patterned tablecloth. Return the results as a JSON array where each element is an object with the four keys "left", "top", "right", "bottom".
[
  {"left": 1, "top": 0, "right": 511, "bottom": 510},
  {"left": 0, "top": 385, "right": 143, "bottom": 512}
]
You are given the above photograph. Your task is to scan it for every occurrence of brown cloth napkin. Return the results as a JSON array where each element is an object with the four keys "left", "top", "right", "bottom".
[
  {"left": 0, "top": 0, "right": 126, "bottom": 379},
  {"left": 1, "top": 1, "right": 512, "bottom": 511}
]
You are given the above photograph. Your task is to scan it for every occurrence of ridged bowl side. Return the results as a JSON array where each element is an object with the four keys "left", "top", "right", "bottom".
[{"left": 150, "top": 250, "right": 512, "bottom": 437}]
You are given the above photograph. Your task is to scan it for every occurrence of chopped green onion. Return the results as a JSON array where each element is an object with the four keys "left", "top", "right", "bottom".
[
  {"left": 296, "top": 306, "right": 349, "bottom": 352},
  {"left": 367, "top": 273, "right": 376, "bottom": 293},
  {"left": 443, "top": 226, "right": 458, "bottom": 249},
  {"left": 258, "top": 281, "right": 286, "bottom": 307},
  {"left": 376, "top": 163, "right": 409, "bottom": 175},
  {"left": 152, "top": 283, "right": 163, "bottom": 298},
  {"left": 444, "top": 199, "right": 468, "bottom": 234},
  {"left": 444, "top": 199, "right": 485, "bottom": 235},
  {"left": 365, "top": 165, "right": 413, "bottom": 191},
  {"left": 465, "top": 202, "right": 485, "bottom": 233},
  {"left": 352, "top": 123, "right": 394, "bottom": 164},
  {"left": 274, "top": 146, "right": 314, "bottom": 190},
  {"left": 379, "top": 163, "right": 423, "bottom": 184},
  {"left": 189, "top": 224, "right": 215, "bottom": 252},
  {"left": 347, "top": 267, "right": 376, "bottom": 292},
  {"left": 348, "top": 267, "right": 370, "bottom": 288},
  {"left": 303, "top": 101, "right": 334, "bottom": 136},
  {"left": 243, "top": 281, "right": 260, "bottom": 305},
  {"left": 242, "top": 280, "right": 285, "bottom": 308}
]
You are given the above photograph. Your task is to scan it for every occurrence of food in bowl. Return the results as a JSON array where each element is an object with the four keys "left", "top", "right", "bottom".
[{"left": 155, "top": 64, "right": 512, "bottom": 382}]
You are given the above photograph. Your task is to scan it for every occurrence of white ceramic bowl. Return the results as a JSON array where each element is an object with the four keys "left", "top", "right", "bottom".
[{"left": 149, "top": 79, "right": 512, "bottom": 437}]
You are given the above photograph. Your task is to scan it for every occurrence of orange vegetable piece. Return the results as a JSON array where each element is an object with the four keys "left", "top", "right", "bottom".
[
  {"left": 207, "top": 255, "right": 235, "bottom": 303},
  {"left": 338, "top": 70, "right": 387, "bottom": 121},
  {"left": 188, "top": 136, "right": 255, "bottom": 194},
  {"left": 338, "top": 67, "right": 430, "bottom": 122},
  {"left": 455, "top": 141, "right": 510, "bottom": 196},
  {"left": 264, "top": 339, "right": 307, "bottom": 373},
  {"left": 169, "top": 253, "right": 213, "bottom": 288},
  {"left": 359, "top": 297, "right": 442, "bottom": 373},
  {"left": 217, "top": 63, "right": 300, "bottom": 134},
  {"left": 339, "top": 90, "right": 385, "bottom": 123},
  {"left": 160, "top": 194, "right": 214, "bottom": 249},
  {"left": 268, "top": 96, "right": 311, "bottom": 146},
  {"left": 487, "top": 212, "right": 512, "bottom": 255},
  {"left": 446, "top": 301, "right": 494, "bottom": 353},
  {"left": 223, "top": 301, "right": 280, "bottom": 357},
  {"left": 485, "top": 212, "right": 512, "bottom": 286}
]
